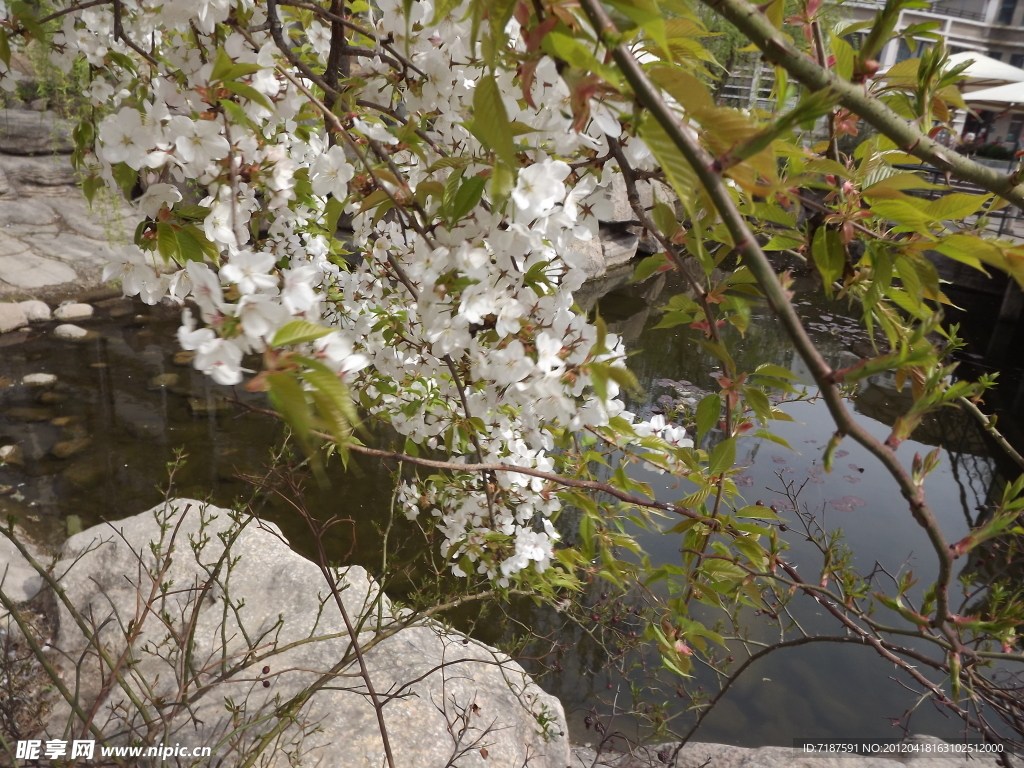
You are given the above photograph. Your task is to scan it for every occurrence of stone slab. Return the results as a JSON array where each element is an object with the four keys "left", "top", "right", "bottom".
[
  {"left": 31, "top": 232, "right": 117, "bottom": 268},
  {"left": 0, "top": 153, "right": 76, "bottom": 186},
  {"left": 0, "top": 198, "right": 58, "bottom": 226},
  {"left": 0, "top": 251, "right": 77, "bottom": 288},
  {"left": 0, "top": 110, "right": 75, "bottom": 154}
]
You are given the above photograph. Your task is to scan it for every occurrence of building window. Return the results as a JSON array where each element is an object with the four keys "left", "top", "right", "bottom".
[
  {"left": 1013, "top": 53, "right": 1024, "bottom": 67},
  {"left": 950, "top": 46, "right": 967, "bottom": 55},
  {"left": 991, "top": 51, "right": 1005, "bottom": 61},
  {"left": 896, "top": 39, "right": 913, "bottom": 62},
  {"left": 999, "top": 0, "right": 1017, "bottom": 25}
]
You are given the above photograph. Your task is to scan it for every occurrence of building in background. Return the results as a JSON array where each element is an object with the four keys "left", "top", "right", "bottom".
[{"left": 717, "top": 0, "right": 1024, "bottom": 153}]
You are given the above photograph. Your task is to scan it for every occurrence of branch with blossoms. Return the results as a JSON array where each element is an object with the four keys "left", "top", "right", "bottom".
[{"left": 14, "top": 0, "right": 1024, "bottom": 752}]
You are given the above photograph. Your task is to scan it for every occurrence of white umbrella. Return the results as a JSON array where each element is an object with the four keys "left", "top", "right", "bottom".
[
  {"left": 963, "top": 81, "right": 1024, "bottom": 109},
  {"left": 948, "top": 51, "right": 1024, "bottom": 90}
]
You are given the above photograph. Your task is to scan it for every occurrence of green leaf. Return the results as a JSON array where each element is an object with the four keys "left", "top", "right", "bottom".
[
  {"left": 211, "top": 47, "right": 235, "bottom": 83},
  {"left": 112, "top": 163, "right": 138, "bottom": 199},
  {"left": 181, "top": 224, "right": 221, "bottom": 264},
  {"left": 222, "top": 80, "right": 274, "bottom": 112},
  {"left": 156, "top": 222, "right": 179, "bottom": 263},
  {"left": 429, "top": 0, "right": 463, "bottom": 25},
  {"left": 696, "top": 393, "right": 721, "bottom": 442},
  {"left": 811, "top": 227, "right": 845, "bottom": 293},
  {"left": 638, "top": 113, "right": 698, "bottom": 209},
  {"left": 271, "top": 320, "right": 334, "bottom": 348},
  {"left": 473, "top": 74, "right": 515, "bottom": 167},
  {"left": 630, "top": 252, "right": 672, "bottom": 283},
  {"left": 753, "top": 363, "right": 804, "bottom": 382},
  {"left": 734, "top": 505, "right": 781, "bottom": 519},
  {"left": 176, "top": 204, "right": 212, "bottom": 221},
  {"left": 449, "top": 174, "right": 486, "bottom": 224},
  {"left": 324, "top": 196, "right": 345, "bottom": 234},
  {"left": 708, "top": 437, "right": 736, "bottom": 476},
  {"left": 924, "top": 192, "right": 989, "bottom": 222},
  {"left": 219, "top": 99, "right": 255, "bottom": 130},
  {"left": 0, "top": 30, "right": 10, "bottom": 68},
  {"left": 176, "top": 225, "right": 207, "bottom": 263}
]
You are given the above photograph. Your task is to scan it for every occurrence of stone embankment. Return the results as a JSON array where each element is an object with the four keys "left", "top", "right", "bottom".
[
  {"left": 0, "top": 108, "right": 141, "bottom": 300},
  {"left": 3, "top": 501, "right": 1017, "bottom": 768}
]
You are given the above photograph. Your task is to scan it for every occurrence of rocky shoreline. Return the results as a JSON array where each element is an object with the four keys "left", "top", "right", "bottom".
[{"left": 2, "top": 500, "right": 1018, "bottom": 768}]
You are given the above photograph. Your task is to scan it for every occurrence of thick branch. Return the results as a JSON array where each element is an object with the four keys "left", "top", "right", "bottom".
[{"left": 576, "top": 0, "right": 957, "bottom": 636}]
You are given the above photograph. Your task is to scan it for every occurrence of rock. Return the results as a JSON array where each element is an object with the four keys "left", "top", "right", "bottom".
[
  {"left": 0, "top": 110, "right": 75, "bottom": 154},
  {"left": 0, "top": 302, "right": 28, "bottom": 332},
  {"left": 0, "top": 153, "right": 76, "bottom": 186},
  {"left": 602, "top": 230, "right": 640, "bottom": 269},
  {"left": 53, "top": 303, "right": 94, "bottom": 321},
  {"left": 36, "top": 391, "right": 66, "bottom": 405},
  {"left": 18, "top": 300, "right": 51, "bottom": 322},
  {"left": 0, "top": 166, "right": 11, "bottom": 196},
  {"left": 50, "top": 416, "right": 77, "bottom": 427},
  {"left": 27, "top": 98, "right": 46, "bottom": 112},
  {"left": 0, "top": 252, "right": 77, "bottom": 289},
  {"left": 188, "top": 396, "right": 234, "bottom": 417},
  {"left": 51, "top": 437, "right": 90, "bottom": 460},
  {"left": 0, "top": 329, "right": 28, "bottom": 347},
  {"left": 45, "top": 500, "right": 571, "bottom": 768},
  {"left": 147, "top": 373, "right": 179, "bottom": 390},
  {"left": 172, "top": 350, "right": 196, "bottom": 366},
  {"left": 56, "top": 196, "right": 139, "bottom": 241},
  {"left": 0, "top": 484, "right": 12, "bottom": 496},
  {"left": 0, "top": 533, "right": 43, "bottom": 607},
  {"left": 61, "top": 460, "right": 104, "bottom": 488},
  {"left": 53, "top": 323, "right": 89, "bottom": 340},
  {"left": 6, "top": 407, "right": 53, "bottom": 423},
  {"left": 0, "top": 376, "right": 12, "bottom": 388},
  {"left": 22, "top": 372, "right": 56, "bottom": 388},
  {"left": 0, "top": 444, "right": 23, "bottom": 465},
  {"left": 566, "top": 237, "right": 606, "bottom": 280}
]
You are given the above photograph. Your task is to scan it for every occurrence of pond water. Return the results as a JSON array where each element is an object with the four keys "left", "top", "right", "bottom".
[{"left": 0, "top": 271, "right": 1015, "bottom": 750}]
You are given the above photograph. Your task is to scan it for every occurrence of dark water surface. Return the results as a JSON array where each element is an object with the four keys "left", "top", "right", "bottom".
[{"left": 0, "top": 275, "right": 1014, "bottom": 749}]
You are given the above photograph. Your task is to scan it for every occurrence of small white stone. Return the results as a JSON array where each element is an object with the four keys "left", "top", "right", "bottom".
[
  {"left": 0, "top": 444, "right": 23, "bottom": 465},
  {"left": 54, "top": 323, "right": 88, "bottom": 339},
  {"left": 54, "top": 303, "right": 94, "bottom": 321},
  {"left": 18, "top": 300, "right": 51, "bottom": 322},
  {"left": 22, "top": 372, "right": 56, "bottom": 387}
]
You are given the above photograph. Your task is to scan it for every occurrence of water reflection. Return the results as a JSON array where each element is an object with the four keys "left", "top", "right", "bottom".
[{"left": 0, "top": 276, "right": 1014, "bottom": 750}]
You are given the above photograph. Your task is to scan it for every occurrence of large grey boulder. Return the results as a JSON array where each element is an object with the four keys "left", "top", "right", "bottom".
[
  {"left": 0, "top": 110, "right": 75, "bottom": 154},
  {"left": 45, "top": 500, "right": 570, "bottom": 768},
  {"left": 0, "top": 533, "right": 44, "bottom": 611}
]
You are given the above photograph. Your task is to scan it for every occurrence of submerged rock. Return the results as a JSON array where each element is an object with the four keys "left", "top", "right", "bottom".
[
  {"left": 36, "top": 391, "right": 67, "bottom": 405},
  {"left": 22, "top": 373, "right": 56, "bottom": 388},
  {"left": 0, "top": 444, "right": 23, "bottom": 465},
  {"left": 53, "top": 303, "right": 94, "bottom": 321},
  {"left": 45, "top": 500, "right": 570, "bottom": 768},
  {"left": 172, "top": 350, "right": 196, "bottom": 366},
  {"left": 147, "top": 373, "right": 179, "bottom": 390},
  {"left": 6, "top": 407, "right": 53, "bottom": 423},
  {"left": 188, "top": 396, "right": 233, "bottom": 417},
  {"left": 51, "top": 438, "right": 90, "bottom": 460},
  {"left": 61, "top": 460, "right": 104, "bottom": 488},
  {"left": 53, "top": 324, "right": 90, "bottom": 340}
]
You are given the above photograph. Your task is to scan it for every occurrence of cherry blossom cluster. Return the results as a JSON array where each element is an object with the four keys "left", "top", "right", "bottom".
[{"left": 42, "top": 0, "right": 693, "bottom": 582}]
